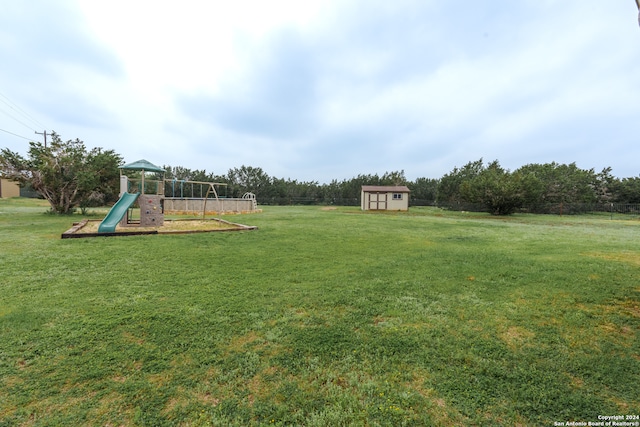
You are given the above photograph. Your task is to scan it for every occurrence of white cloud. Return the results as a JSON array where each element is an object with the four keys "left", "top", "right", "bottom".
[{"left": 1, "top": 0, "right": 639, "bottom": 182}]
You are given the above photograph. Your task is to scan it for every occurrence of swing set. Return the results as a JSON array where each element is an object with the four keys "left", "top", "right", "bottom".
[
  {"left": 162, "top": 179, "right": 258, "bottom": 217},
  {"left": 166, "top": 179, "right": 229, "bottom": 219},
  {"left": 167, "top": 179, "right": 228, "bottom": 199}
]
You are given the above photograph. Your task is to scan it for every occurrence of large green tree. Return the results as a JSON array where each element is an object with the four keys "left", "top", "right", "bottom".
[
  {"left": 0, "top": 133, "right": 122, "bottom": 214},
  {"left": 437, "top": 159, "right": 485, "bottom": 204},
  {"left": 408, "top": 177, "right": 439, "bottom": 205},
  {"left": 226, "top": 165, "right": 272, "bottom": 198},
  {"left": 516, "top": 162, "right": 599, "bottom": 206},
  {"left": 612, "top": 176, "right": 640, "bottom": 203},
  {"left": 460, "top": 160, "right": 524, "bottom": 215}
]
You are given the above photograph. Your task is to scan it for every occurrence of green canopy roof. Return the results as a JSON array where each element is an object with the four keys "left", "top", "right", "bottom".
[{"left": 120, "top": 159, "right": 165, "bottom": 173}]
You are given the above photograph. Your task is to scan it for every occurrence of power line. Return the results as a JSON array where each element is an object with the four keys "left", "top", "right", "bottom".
[
  {"left": 0, "top": 107, "right": 38, "bottom": 132},
  {"left": 0, "top": 91, "right": 52, "bottom": 147},
  {"left": 0, "top": 128, "right": 32, "bottom": 141},
  {"left": 0, "top": 91, "right": 48, "bottom": 131}
]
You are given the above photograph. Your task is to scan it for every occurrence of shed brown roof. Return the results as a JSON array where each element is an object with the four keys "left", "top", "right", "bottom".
[{"left": 361, "top": 185, "right": 410, "bottom": 193}]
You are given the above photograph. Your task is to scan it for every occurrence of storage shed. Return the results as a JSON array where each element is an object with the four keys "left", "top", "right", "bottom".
[
  {"left": 361, "top": 185, "right": 410, "bottom": 211},
  {"left": 0, "top": 179, "right": 20, "bottom": 198}
]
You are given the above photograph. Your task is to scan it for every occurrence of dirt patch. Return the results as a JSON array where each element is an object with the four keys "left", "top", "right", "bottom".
[
  {"left": 585, "top": 251, "right": 640, "bottom": 267},
  {"left": 226, "top": 331, "right": 263, "bottom": 352},
  {"left": 499, "top": 326, "right": 535, "bottom": 350}
]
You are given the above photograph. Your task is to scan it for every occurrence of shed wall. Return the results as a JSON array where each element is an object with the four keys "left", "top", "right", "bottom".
[
  {"left": 0, "top": 179, "right": 20, "bottom": 198},
  {"left": 361, "top": 190, "right": 409, "bottom": 211}
]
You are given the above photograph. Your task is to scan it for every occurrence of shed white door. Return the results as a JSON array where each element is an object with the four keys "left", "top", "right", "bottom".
[{"left": 368, "top": 192, "right": 387, "bottom": 210}]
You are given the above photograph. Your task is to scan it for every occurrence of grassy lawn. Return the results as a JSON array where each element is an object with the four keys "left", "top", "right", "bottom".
[{"left": 1, "top": 198, "right": 638, "bottom": 426}]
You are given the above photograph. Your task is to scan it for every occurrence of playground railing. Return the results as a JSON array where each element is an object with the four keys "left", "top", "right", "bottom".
[{"left": 125, "top": 178, "right": 164, "bottom": 195}]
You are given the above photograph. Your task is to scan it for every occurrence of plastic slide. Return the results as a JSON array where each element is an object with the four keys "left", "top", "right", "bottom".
[{"left": 98, "top": 192, "right": 140, "bottom": 233}]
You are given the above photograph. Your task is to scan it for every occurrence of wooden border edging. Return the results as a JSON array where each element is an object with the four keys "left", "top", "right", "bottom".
[{"left": 61, "top": 219, "right": 257, "bottom": 239}]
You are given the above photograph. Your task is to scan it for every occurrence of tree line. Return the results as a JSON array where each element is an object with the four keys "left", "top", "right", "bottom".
[
  {"left": 436, "top": 159, "right": 639, "bottom": 215},
  {"left": 2, "top": 135, "right": 639, "bottom": 215},
  {"left": 163, "top": 165, "right": 420, "bottom": 207},
  {"left": 167, "top": 160, "right": 640, "bottom": 215}
]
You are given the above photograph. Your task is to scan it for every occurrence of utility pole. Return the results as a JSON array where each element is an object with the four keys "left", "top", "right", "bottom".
[
  {"left": 636, "top": 0, "right": 640, "bottom": 27},
  {"left": 35, "top": 130, "right": 48, "bottom": 148}
]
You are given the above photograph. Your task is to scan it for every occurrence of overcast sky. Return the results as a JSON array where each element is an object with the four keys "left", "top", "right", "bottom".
[{"left": 1, "top": 1, "right": 639, "bottom": 183}]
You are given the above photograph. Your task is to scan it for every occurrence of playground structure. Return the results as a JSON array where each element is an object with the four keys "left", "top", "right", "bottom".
[{"left": 97, "top": 160, "right": 259, "bottom": 234}]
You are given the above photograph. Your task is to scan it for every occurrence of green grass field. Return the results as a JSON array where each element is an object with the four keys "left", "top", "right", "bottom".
[{"left": 1, "top": 198, "right": 638, "bottom": 426}]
